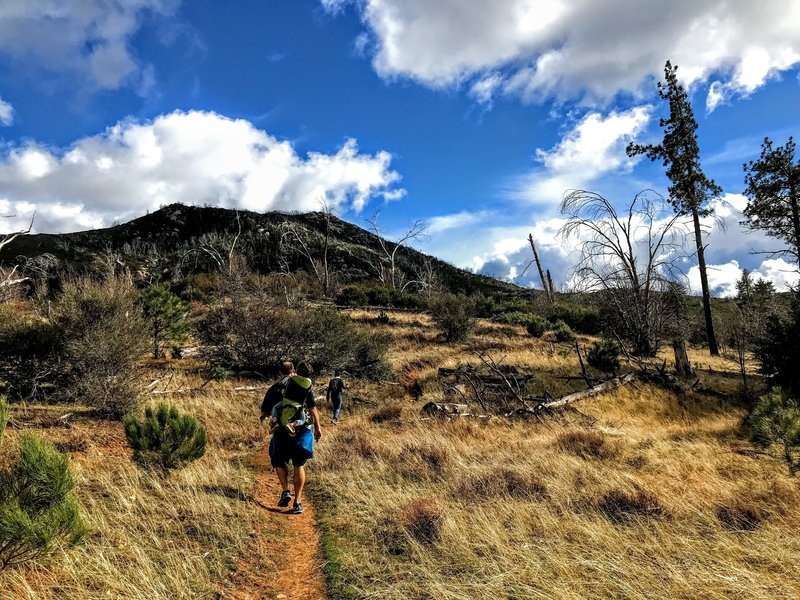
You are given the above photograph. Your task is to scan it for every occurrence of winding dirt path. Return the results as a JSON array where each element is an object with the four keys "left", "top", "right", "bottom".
[{"left": 225, "top": 445, "right": 329, "bottom": 600}]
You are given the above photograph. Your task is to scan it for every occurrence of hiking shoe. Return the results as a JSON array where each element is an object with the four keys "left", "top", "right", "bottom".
[
  {"left": 292, "top": 502, "right": 304, "bottom": 515},
  {"left": 277, "top": 490, "right": 292, "bottom": 507}
]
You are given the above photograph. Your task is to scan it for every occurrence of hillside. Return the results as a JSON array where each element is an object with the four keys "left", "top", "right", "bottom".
[{"left": 1, "top": 203, "right": 518, "bottom": 297}]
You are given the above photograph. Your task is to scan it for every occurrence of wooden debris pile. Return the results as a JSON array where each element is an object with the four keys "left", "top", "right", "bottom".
[{"left": 425, "top": 350, "right": 637, "bottom": 419}]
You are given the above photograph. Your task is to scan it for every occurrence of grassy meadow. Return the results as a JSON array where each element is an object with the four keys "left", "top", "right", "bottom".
[{"left": 1, "top": 308, "right": 798, "bottom": 599}]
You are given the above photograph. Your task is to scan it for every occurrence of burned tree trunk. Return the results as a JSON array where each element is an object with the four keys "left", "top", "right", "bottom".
[
  {"left": 672, "top": 339, "right": 694, "bottom": 377},
  {"left": 528, "top": 234, "right": 553, "bottom": 303}
]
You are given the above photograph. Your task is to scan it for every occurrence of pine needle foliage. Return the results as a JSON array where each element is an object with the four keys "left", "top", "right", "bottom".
[
  {"left": 587, "top": 340, "right": 621, "bottom": 376},
  {"left": 124, "top": 403, "right": 207, "bottom": 473},
  {"left": 748, "top": 388, "right": 800, "bottom": 476},
  {"left": 0, "top": 433, "right": 88, "bottom": 570},
  {"left": 139, "top": 283, "right": 191, "bottom": 359}
]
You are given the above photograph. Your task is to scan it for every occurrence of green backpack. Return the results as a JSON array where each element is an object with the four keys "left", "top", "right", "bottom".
[{"left": 275, "top": 375, "right": 314, "bottom": 431}]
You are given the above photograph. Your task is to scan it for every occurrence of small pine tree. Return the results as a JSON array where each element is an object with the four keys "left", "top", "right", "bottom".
[
  {"left": 140, "top": 284, "right": 191, "bottom": 359},
  {"left": 748, "top": 388, "right": 800, "bottom": 475},
  {"left": 586, "top": 340, "right": 621, "bottom": 376},
  {"left": 0, "top": 434, "right": 88, "bottom": 570},
  {"left": 124, "top": 403, "right": 207, "bottom": 473}
]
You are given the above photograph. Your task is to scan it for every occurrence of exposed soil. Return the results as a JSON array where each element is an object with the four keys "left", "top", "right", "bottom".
[{"left": 223, "top": 445, "right": 329, "bottom": 600}]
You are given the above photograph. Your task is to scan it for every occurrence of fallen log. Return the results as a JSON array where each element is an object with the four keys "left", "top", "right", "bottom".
[
  {"left": 539, "top": 373, "right": 636, "bottom": 410},
  {"left": 421, "top": 402, "right": 469, "bottom": 417}
]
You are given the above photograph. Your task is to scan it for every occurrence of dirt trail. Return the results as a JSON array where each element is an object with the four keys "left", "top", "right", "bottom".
[{"left": 224, "top": 446, "right": 329, "bottom": 600}]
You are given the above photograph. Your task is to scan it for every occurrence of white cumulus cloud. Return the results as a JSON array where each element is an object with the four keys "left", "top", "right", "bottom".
[
  {"left": 688, "top": 258, "right": 800, "bottom": 297},
  {"left": 513, "top": 106, "right": 651, "bottom": 203},
  {"left": 0, "top": 110, "right": 403, "bottom": 234},
  {"left": 0, "top": 0, "right": 178, "bottom": 91},
  {"left": 324, "top": 0, "right": 800, "bottom": 107},
  {"left": 0, "top": 98, "right": 12, "bottom": 125}
]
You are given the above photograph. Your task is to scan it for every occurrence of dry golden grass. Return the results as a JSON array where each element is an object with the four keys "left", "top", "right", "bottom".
[
  {"left": 311, "top": 310, "right": 800, "bottom": 599},
  {"left": 0, "top": 378, "right": 272, "bottom": 599},
  {"left": 2, "top": 307, "right": 797, "bottom": 599}
]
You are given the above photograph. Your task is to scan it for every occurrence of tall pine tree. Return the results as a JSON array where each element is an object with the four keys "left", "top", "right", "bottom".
[
  {"left": 743, "top": 137, "right": 800, "bottom": 266},
  {"left": 627, "top": 61, "right": 722, "bottom": 355}
]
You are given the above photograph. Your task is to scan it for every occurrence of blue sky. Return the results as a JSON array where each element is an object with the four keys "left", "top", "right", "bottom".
[{"left": 1, "top": 0, "right": 799, "bottom": 295}]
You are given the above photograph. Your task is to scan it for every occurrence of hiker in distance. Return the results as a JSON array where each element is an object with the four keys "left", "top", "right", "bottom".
[
  {"left": 262, "top": 361, "right": 322, "bottom": 515},
  {"left": 327, "top": 370, "right": 347, "bottom": 424}
]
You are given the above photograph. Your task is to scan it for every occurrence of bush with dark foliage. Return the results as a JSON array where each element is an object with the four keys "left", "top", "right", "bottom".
[
  {"left": 587, "top": 339, "right": 621, "bottom": 376},
  {"left": 0, "top": 307, "right": 59, "bottom": 401},
  {"left": 552, "top": 319, "right": 575, "bottom": 342},
  {"left": 429, "top": 293, "right": 476, "bottom": 342},
  {"left": 197, "top": 302, "right": 390, "bottom": 379},
  {"left": 754, "top": 293, "right": 800, "bottom": 398},
  {"left": 526, "top": 315, "right": 550, "bottom": 338}
]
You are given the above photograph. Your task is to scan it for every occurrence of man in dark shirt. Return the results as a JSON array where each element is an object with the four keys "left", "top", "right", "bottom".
[
  {"left": 260, "top": 360, "right": 294, "bottom": 423},
  {"left": 326, "top": 370, "right": 347, "bottom": 424}
]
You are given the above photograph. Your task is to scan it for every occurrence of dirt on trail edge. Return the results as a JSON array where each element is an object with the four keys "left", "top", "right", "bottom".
[{"left": 222, "top": 446, "right": 329, "bottom": 600}]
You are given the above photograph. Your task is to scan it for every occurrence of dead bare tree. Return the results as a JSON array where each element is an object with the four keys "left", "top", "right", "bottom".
[
  {"left": 365, "top": 212, "right": 428, "bottom": 290},
  {"left": 525, "top": 234, "right": 555, "bottom": 303},
  {"left": 559, "top": 190, "right": 688, "bottom": 357},
  {"left": 1, "top": 213, "right": 35, "bottom": 291},
  {"left": 401, "top": 256, "right": 441, "bottom": 297},
  {"left": 175, "top": 210, "right": 243, "bottom": 279}
]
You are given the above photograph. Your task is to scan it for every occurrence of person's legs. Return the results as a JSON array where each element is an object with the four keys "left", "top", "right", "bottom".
[
  {"left": 293, "top": 464, "right": 306, "bottom": 504},
  {"left": 276, "top": 465, "right": 289, "bottom": 491},
  {"left": 332, "top": 394, "right": 343, "bottom": 422}
]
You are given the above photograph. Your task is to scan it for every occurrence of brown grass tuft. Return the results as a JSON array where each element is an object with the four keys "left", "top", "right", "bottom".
[
  {"left": 397, "top": 498, "right": 444, "bottom": 545},
  {"left": 597, "top": 487, "right": 665, "bottom": 523},
  {"left": 556, "top": 430, "right": 616, "bottom": 459},
  {"left": 369, "top": 403, "right": 404, "bottom": 424},
  {"left": 330, "top": 429, "right": 380, "bottom": 466},
  {"left": 396, "top": 443, "right": 450, "bottom": 480},
  {"left": 455, "top": 468, "right": 548, "bottom": 501},
  {"left": 716, "top": 499, "right": 770, "bottom": 531}
]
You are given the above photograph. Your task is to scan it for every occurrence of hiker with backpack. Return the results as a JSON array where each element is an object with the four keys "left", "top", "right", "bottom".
[
  {"left": 260, "top": 360, "right": 294, "bottom": 423},
  {"left": 326, "top": 370, "right": 347, "bottom": 424},
  {"left": 266, "top": 361, "right": 322, "bottom": 515}
]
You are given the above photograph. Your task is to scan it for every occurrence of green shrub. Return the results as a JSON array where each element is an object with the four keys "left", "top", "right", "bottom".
[
  {"left": 124, "top": 403, "right": 207, "bottom": 473},
  {"left": 429, "top": 293, "right": 476, "bottom": 342},
  {"left": 552, "top": 319, "right": 575, "bottom": 342},
  {"left": 198, "top": 301, "right": 390, "bottom": 379},
  {"left": 492, "top": 311, "right": 534, "bottom": 326},
  {"left": 548, "top": 304, "right": 601, "bottom": 334},
  {"left": 140, "top": 283, "right": 191, "bottom": 359},
  {"left": 526, "top": 315, "right": 550, "bottom": 338},
  {"left": 748, "top": 388, "right": 800, "bottom": 475},
  {"left": 337, "top": 285, "right": 424, "bottom": 309},
  {"left": 0, "top": 433, "right": 88, "bottom": 569},
  {"left": 587, "top": 340, "right": 621, "bottom": 375},
  {"left": 754, "top": 296, "right": 800, "bottom": 398},
  {"left": 53, "top": 276, "right": 148, "bottom": 417}
]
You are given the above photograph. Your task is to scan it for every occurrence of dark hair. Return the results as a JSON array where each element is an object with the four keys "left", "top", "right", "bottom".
[
  {"left": 279, "top": 361, "right": 294, "bottom": 376},
  {"left": 296, "top": 361, "right": 312, "bottom": 377},
  {"left": 334, "top": 369, "right": 342, "bottom": 376}
]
